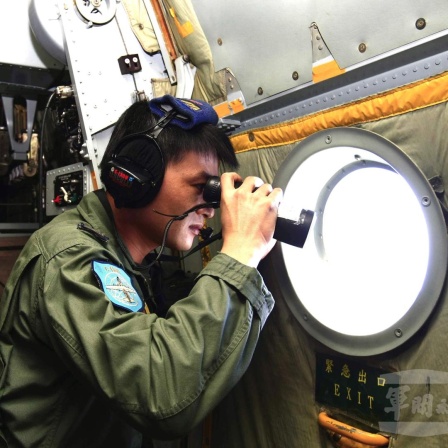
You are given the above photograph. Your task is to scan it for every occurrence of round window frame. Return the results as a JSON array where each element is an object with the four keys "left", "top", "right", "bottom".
[{"left": 271, "top": 127, "right": 447, "bottom": 356}]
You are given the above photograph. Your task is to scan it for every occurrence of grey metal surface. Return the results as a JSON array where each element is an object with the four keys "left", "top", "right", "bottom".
[
  {"left": 230, "top": 35, "right": 448, "bottom": 133},
  {"left": 192, "top": 0, "right": 314, "bottom": 104},
  {"left": 191, "top": 0, "right": 448, "bottom": 107},
  {"left": 0, "top": 0, "right": 63, "bottom": 71},
  {"left": 315, "top": 0, "right": 448, "bottom": 69},
  {"left": 29, "top": 0, "right": 67, "bottom": 65}
]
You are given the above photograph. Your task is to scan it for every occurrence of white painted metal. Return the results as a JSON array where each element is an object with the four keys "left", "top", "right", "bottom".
[
  {"left": 174, "top": 56, "right": 196, "bottom": 98},
  {"left": 315, "top": 0, "right": 448, "bottom": 69},
  {"left": 28, "top": 0, "right": 67, "bottom": 65},
  {"left": 192, "top": 0, "right": 313, "bottom": 104},
  {"left": 0, "top": 0, "right": 63, "bottom": 70},
  {"left": 190, "top": 0, "right": 448, "bottom": 105},
  {"left": 57, "top": 0, "right": 168, "bottom": 182}
]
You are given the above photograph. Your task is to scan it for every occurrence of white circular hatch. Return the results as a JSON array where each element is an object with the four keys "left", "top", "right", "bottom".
[{"left": 272, "top": 127, "right": 447, "bottom": 356}]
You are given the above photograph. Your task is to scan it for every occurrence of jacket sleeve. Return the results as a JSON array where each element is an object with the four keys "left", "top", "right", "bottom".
[{"left": 40, "top": 244, "right": 274, "bottom": 439}]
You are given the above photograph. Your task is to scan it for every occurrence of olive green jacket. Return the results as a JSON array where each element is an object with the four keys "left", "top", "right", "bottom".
[{"left": 0, "top": 191, "right": 274, "bottom": 447}]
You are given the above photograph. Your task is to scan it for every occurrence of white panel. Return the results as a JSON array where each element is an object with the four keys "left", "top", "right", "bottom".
[
  {"left": 315, "top": 0, "right": 448, "bottom": 68},
  {"left": 190, "top": 0, "right": 448, "bottom": 105},
  {"left": 60, "top": 1, "right": 139, "bottom": 135},
  {"left": 58, "top": 0, "right": 168, "bottom": 179},
  {"left": 191, "top": 0, "right": 314, "bottom": 104},
  {"left": 0, "top": 0, "right": 63, "bottom": 69},
  {"left": 28, "top": 0, "right": 66, "bottom": 65}
]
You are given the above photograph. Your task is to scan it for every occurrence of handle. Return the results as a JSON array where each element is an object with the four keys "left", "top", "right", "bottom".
[{"left": 318, "top": 412, "right": 389, "bottom": 447}]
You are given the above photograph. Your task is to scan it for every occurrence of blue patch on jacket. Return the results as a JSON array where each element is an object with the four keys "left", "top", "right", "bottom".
[{"left": 92, "top": 260, "right": 144, "bottom": 312}]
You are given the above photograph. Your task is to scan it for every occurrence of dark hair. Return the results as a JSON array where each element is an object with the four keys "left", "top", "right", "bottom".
[{"left": 99, "top": 100, "right": 238, "bottom": 187}]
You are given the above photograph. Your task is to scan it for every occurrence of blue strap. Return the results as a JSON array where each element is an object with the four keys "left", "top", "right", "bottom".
[{"left": 149, "top": 95, "right": 218, "bottom": 130}]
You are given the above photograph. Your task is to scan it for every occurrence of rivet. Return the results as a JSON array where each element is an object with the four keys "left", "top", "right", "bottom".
[
  {"left": 248, "top": 132, "right": 255, "bottom": 142},
  {"left": 415, "top": 18, "right": 426, "bottom": 30},
  {"left": 217, "top": 38, "right": 223, "bottom": 46},
  {"left": 257, "top": 87, "right": 263, "bottom": 95},
  {"left": 358, "top": 43, "right": 367, "bottom": 53},
  {"left": 292, "top": 71, "right": 299, "bottom": 81}
]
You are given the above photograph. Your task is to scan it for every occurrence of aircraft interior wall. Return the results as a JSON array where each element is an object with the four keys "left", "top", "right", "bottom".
[
  {"left": 1, "top": 1, "right": 448, "bottom": 447},
  {"left": 207, "top": 99, "right": 448, "bottom": 448}
]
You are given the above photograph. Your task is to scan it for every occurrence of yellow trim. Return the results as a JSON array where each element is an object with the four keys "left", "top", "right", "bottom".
[
  {"left": 312, "top": 59, "right": 345, "bottom": 83},
  {"left": 213, "top": 97, "right": 245, "bottom": 118},
  {"left": 318, "top": 412, "right": 389, "bottom": 447},
  {"left": 169, "top": 7, "right": 194, "bottom": 38},
  {"left": 230, "top": 71, "right": 448, "bottom": 153}
]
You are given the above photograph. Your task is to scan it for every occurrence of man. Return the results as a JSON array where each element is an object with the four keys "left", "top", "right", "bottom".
[{"left": 0, "top": 95, "right": 282, "bottom": 447}]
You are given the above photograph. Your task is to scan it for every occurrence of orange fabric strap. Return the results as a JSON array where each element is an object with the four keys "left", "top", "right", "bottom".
[
  {"left": 318, "top": 412, "right": 389, "bottom": 447},
  {"left": 230, "top": 71, "right": 448, "bottom": 154}
]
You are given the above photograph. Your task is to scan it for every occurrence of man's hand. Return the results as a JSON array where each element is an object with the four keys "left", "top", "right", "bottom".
[{"left": 219, "top": 172, "right": 283, "bottom": 267}]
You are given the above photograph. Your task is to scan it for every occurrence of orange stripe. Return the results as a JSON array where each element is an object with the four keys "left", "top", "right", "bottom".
[
  {"left": 149, "top": 0, "right": 177, "bottom": 60},
  {"left": 230, "top": 71, "right": 448, "bottom": 153},
  {"left": 318, "top": 412, "right": 389, "bottom": 446},
  {"left": 214, "top": 98, "right": 245, "bottom": 118},
  {"left": 312, "top": 59, "right": 345, "bottom": 83},
  {"left": 169, "top": 7, "right": 194, "bottom": 39}
]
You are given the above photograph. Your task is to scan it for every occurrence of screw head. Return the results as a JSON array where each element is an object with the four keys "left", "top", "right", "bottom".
[
  {"left": 358, "top": 43, "right": 367, "bottom": 53},
  {"left": 416, "top": 18, "right": 426, "bottom": 30}
]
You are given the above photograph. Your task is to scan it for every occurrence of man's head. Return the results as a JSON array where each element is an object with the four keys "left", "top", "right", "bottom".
[
  {"left": 100, "top": 97, "right": 238, "bottom": 209},
  {"left": 99, "top": 96, "right": 239, "bottom": 256}
]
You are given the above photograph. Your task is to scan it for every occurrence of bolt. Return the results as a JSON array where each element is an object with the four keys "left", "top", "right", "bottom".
[{"left": 416, "top": 18, "right": 426, "bottom": 30}]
